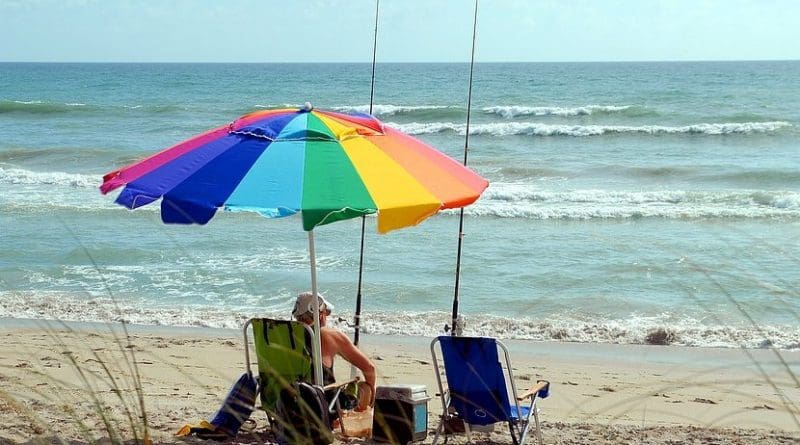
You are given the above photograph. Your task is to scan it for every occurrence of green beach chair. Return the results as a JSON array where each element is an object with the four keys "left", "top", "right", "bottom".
[
  {"left": 244, "top": 318, "right": 315, "bottom": 413},
  {"left": 243, "top": 318, "right": 356, "bottom": 439}
]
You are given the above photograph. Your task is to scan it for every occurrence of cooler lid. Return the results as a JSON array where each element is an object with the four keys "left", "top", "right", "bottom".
[{"left": 376, "top": 384, "right": 429, "bottom": 401}]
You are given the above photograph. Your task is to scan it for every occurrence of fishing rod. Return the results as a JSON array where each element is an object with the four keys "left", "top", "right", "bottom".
[
  {"left": 450, "top": 0, "right": 479, "bottom": 336},
  {"left": 353, "top": 0, "right": 380, "bottom": 347}
]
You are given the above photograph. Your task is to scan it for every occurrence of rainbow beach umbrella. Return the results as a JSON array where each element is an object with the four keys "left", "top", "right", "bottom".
[{"left": 100, "top": 103, "right": 489, "bottom": 383}]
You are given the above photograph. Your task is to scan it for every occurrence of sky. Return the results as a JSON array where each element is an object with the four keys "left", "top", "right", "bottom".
[{"left": 1, "top": 0, "right": 798, "bottom": 63}]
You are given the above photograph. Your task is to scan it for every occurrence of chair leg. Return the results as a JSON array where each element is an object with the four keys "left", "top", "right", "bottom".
[
  {"left": 432, "top": 416, "right": 446, "bottom": 445},
  {"left": 508, "top": 421, "right": 520, "bottom": 445},
  {"left": 464, "top": 422, "right": 472, "bottom": 444},
  {"left": 333, "top": 398, "right": 346, "bottom": 435},
  {"left": 533, "top": 405, "right": 543, "bottom": 445},
  {"left": 518, "top": 399, "right": 539, "bottom": 445}
]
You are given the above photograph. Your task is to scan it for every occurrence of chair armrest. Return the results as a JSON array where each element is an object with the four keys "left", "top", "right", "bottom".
[
  {"left": 323, "top": 376, "right": 360, "bottom": 392},
  {"left": 323, "top": 376, "right": 361, "bottom": 415},
  {"left": 517, "top": 380, "right": 550, "bottom": 401}
]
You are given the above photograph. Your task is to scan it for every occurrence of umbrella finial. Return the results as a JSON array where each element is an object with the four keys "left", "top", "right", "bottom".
[{"left": 302, "top": 102, "right": 314, "bottom": 112}]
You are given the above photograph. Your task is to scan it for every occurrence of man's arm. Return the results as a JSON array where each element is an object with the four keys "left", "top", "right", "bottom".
[{"left": 332, "top": 329, "right": 377, "bottom": 405}]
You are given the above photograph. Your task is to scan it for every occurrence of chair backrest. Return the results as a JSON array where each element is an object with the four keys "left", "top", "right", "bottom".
[
  {"left": 436, "top": 336, "right": 512, "bottom": 426},
  {"left": 249, "top": 318, "right": 314, "bottom": 413}
]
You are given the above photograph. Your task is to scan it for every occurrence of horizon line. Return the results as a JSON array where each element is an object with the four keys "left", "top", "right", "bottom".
[{"left": 1, "top": 59, "right": 799, "bottom": 64}]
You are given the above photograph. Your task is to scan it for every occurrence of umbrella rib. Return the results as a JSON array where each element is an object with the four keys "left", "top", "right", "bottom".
[
  {"left": 229, "top": 129, "right": 385, "bottom": 143},
  {"left": 314, "top": 206, "right": 378, "bottom": 228},
  {"left": 228, "top": 129, "right": 338, "bottom": 142}
]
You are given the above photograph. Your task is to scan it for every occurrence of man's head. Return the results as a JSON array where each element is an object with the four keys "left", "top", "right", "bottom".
[{"left": 292, "top": 291, "right": 334, "bottom": 324}]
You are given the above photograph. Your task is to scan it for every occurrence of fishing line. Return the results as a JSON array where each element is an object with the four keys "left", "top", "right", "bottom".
[
  {"left": 451, "top": 0, "right": 479, "bottom": 336},
  {"left": 369, "top": 0, "right": 380, "bottom": 116},
  {"left": 353, "top": 0, "right": 380, "bottom": 346}
]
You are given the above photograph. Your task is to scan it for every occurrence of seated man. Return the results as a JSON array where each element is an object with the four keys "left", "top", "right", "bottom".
[{"left": 292, "top": 291, "right": 376, "bottom": 409}]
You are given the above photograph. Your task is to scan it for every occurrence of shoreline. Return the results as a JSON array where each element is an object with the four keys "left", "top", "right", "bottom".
[
  {"left": 1, "top": 318, "right": 798, "bottom": 443},
  {"left": 4, "top": 290, "right": 798, "bottom": 350},
  {"left": 2, "top": 316, "right": 797, "bottom": 364}
]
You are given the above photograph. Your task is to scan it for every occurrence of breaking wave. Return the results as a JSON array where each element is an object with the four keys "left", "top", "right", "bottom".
[
  {"left": 0, "top": 166, "right": 98, "bottom": 188},
  {"left": 252, "top": 103, "right": 465, "bottom": 120},
  {"left": 483, "top": 104, "right": 637, "bottom": 118},
  {"left": 388, "top": 121, "right": 793, "bottom": 136},
  {"left": 2, "top": 292, "right": 797, "bottom": 350},
  {"left": 332, "top": 104, "right": 456, "bottom": 117},
  {"left": 468, "top": 184, "right": 800, "bottom": 220},
  {"left": 3, "top": 168, "right": 799, "bottom": 220},
  {"left": 254, "top": 103, "right": 647, "bottom": 120}
]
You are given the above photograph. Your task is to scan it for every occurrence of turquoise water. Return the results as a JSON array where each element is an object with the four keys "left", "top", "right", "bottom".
[{"left": 1, "top": 62, "right": 799, "bottom": 349}]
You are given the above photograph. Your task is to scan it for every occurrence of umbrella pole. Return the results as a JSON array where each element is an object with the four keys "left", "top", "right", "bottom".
[{"left": 308, "top": 230, "right": 324, "bottom": 386}]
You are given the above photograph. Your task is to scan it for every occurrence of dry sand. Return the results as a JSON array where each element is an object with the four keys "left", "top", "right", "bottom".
[{"left": 0, "top": 319, "right": 798, "bottom": 444}]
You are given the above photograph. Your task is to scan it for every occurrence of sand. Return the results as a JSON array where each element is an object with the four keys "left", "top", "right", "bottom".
[{"left": 0, "top": 318, "right": 798, "bottom": 444}]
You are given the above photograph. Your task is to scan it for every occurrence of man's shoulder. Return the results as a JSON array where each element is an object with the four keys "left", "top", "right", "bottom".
[{"left": 322, "top": 327, "right": 350, "bottom": 342}]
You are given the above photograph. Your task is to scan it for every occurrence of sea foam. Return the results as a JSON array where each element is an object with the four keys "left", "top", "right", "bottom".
[
  {"left": 483, "top": 105, "right": 633, "bottom": 118},
  {"left": 0, "top": 166, "right": 98, "bottom": 188},
  {"left": 388, "top": 121, "right": 793, "bottom": 136},
  {"left": 3, "top": 168, "right": 799, "bottom": 220},
  {"left": 2, "top": 292, "right": 797, "bottom": 350},
  {"left": 332, "top": 104, "right": 453, "bottom": 116},
  {"left": 467, "top": 184, "right": 800, "bottom": 219},
  {"left": 251, "top": 103, "right": 454, "bottom": 117}
]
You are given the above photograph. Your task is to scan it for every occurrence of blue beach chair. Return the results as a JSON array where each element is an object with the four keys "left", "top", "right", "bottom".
[{"left": 430, "top": 336, "right": 550, "bottom": 445}]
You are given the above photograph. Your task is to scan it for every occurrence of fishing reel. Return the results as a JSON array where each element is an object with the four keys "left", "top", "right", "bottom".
[
  {"left": 338, "top": 316, "right": 357, "bottom": 328},
  {"left": 443, "top": 315, "right": 465, "bottom": 336}
]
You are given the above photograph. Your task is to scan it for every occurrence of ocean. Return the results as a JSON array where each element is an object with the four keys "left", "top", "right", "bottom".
[{"left": 1, "top": 62, "right": 798, "bottom": 350}]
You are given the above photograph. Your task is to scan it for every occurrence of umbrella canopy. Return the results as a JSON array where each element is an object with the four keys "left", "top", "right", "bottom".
[
  {"left": 100, "top": 104, "right": 489, "bottom": 384},
  {"left": 101, "top": 105, "right": 488, "bottom": 233}
]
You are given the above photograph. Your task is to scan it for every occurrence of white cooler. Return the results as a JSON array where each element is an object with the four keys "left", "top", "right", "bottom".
[{"left": 372, "top": 384, "right": 431, "bottom": 444}]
